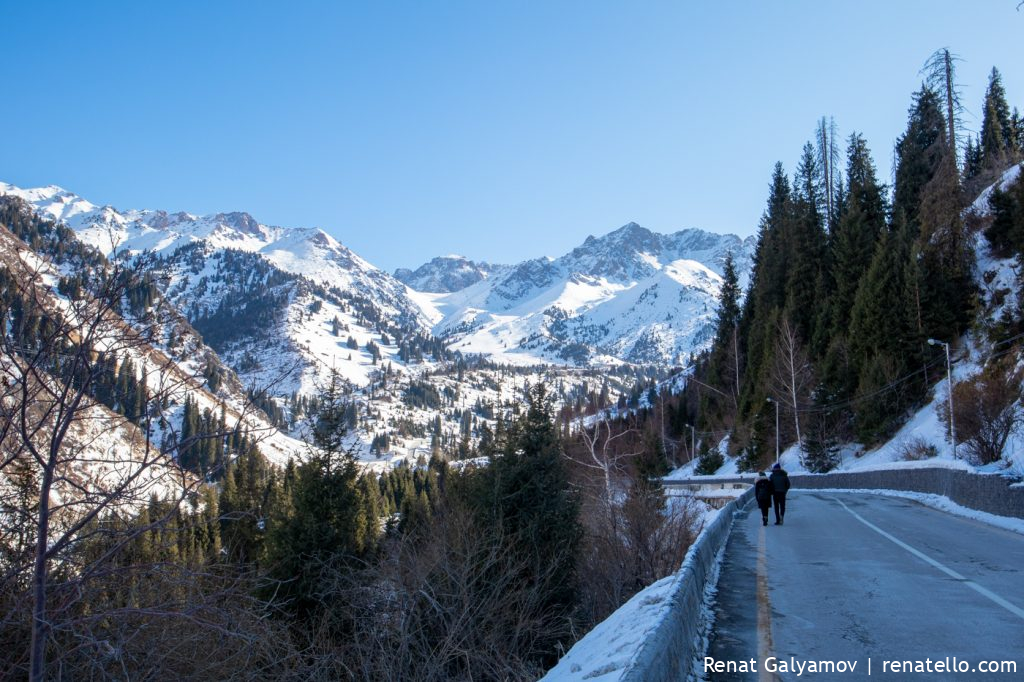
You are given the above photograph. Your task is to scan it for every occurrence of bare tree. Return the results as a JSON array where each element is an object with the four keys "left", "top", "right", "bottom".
[
  {"left": 567, "top": 419, "right": 642, "bottom": 516},
  {"left": 770, "top": 317, "right": 814, "bottom": 464},
  {"left": 922, "top": 48, "right": 965, "bottom": 164},
  {"left": 335, "top": 507, "right": 563, "bottom": 682},
  {"left": 816, "top": 116, "right": 842, "bottom": 229},
  {"left": 562, "top": 419, "right": 701, "bottom": 623},
  {"left": 0, "top": 225, "right": 277, "bottom": 680}
]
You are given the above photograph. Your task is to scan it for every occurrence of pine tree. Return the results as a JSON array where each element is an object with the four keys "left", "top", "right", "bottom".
[
  {"left": 787, "top": 143, "right": 828, "bottom": 344},
  {"left": 922, "top": 48, "right": 963, "bottom": 167},
  {"left": 848, "top": 226, "right": 922, "bottom": 442},
  {"left": 829, "top": 134, "right": 887, "bottom": 343},
  {"left": 178, "top": 394, "right": 199, "bottom": 472},
  {"left": 849, "top": 230, "right": 910, "bottom": 369},
  {"left": 715, "top": 252, "right": 742, "bottom": 342},
  {"left": 477, "top": 384, "right": 582, "bottom": 664},
  {"left": 979, "top": 67, "right": 1013, "bottom": 170},
  {"left": 802, "top": 387, "right": 841, "bottom": 473},
  {"left": 737, "top": 163, "right": 791, "bottom": 418},
  {"left": 263, "top": 370, "right": 373, "bottom": 620},
  {"left": 219, "top": 445, "right": 276, "bottom": 565},
  {"left": 893, "top": 87, "right": 947, "bottom": 232},
  {"left": 815, "top": 116, "right": 843, "bottom": 230},
  {"left": 1012, "top": 108, "right": 1024, "bottom": 154},
  {"left": 963, "top": 135, "right": 983, "bottom": 180},
  {"left": 892, "top": 83, "right": 973, "bottom": 342},
  {"left": 705, "top": 251, "right": 743, "bottom": 414},
  {"left": 986, "top": 174, "right": 1024, "bottom": 261}
]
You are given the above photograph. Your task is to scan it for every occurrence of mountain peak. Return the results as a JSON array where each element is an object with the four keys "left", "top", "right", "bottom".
[
  {"left": 395, "top": 255, "right": 498, "bottom": 293},
  {"left": 214, "top": 211, "right": 261, "bottom": 235}
]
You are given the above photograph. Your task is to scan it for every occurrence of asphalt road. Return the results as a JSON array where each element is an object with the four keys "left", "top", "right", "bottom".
[{"left": 704, "top": 491, "right": 1024, "bottom": 681}]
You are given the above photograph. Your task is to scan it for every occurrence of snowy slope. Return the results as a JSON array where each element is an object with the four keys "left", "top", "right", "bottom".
[
  {"left": 0, "top": 194, "right": 307, "bottom": 467},
  {"left": 0, "top": 180, "right": 759, "bottom": 468},
  {"left": 2, "top": 182, "right": 756, "bottom": 373},
  {"left": 0, "top": 181, "right": 434, "bottom": 399},
  {"left": 0, "top": 182, "right": 428, "bottom": 327}
]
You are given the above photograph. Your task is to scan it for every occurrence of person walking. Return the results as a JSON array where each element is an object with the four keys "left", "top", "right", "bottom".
[
  {"left": 754, "top": 472, "right": 774, "bottom": 526},
  {"left": 769, "top": 462, "right": 790, "bottom": 525}
]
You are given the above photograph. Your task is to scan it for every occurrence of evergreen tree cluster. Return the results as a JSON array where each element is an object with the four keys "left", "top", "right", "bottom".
[
  {"left": 964, "top": 68, "right": 1024, "bottom": 186},
  {"left": 686, "top": 57, "right": 1021, "bottom": 471},
  {"left": 205, "top": 377, "right": 582, "bottom": 677}
]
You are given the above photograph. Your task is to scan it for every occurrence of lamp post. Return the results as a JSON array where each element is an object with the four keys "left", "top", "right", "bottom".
[
  {"left": 685, "top": 424, "right": 696, "bottom": 462},
  {"left": 928, "top": 338, "right": 956, "bottom": 459},
  {"left": 766, "top": 397, "right": 779, "bottom": 463}
]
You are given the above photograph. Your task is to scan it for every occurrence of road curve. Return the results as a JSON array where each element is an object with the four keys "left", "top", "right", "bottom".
[{"left": 705, "top": 491, "right": 1024, "bottom": 680}]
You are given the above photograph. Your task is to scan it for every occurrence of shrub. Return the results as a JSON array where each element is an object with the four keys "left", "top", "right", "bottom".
[
  {"left": 940, "top": 358, "right": 1023, "bottom": 465},
  {"left": 896, "top": 436, "right": 938, "bottom": 461}
]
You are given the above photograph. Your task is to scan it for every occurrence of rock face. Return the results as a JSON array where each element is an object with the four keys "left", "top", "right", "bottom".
[{"left": 394, "top": 255, "right": 501, "bottom": 293}]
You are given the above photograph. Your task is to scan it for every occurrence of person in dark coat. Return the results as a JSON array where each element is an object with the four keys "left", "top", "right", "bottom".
[
  {"left": 754, "top": 472, "right": 774, "bottom": 526},
  {"left": 769, "top": 462, "right": 791, "bottom": 525}
]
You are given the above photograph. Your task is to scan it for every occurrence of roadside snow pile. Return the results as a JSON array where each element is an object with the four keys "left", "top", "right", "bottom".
[
  {"left": 540, "top": 503, "right": 724, "bottom": 682},
  {"left": 539, "top": 573, "right": 680, "bottom": 682}
]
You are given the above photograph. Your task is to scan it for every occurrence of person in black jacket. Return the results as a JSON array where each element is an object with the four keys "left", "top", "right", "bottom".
[
  {"left": 769, "top": 463, "right": 791, "bottom": 525},
  {"left": 754, "top": 472, "right": 774, "bottom": 526}
]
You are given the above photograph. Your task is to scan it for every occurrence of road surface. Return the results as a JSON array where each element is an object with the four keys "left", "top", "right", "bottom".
[{"left": 705, "top": 491, "right": 1024, "bottom": 680}]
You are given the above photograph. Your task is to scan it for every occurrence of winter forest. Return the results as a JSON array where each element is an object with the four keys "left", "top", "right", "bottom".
[{"left": 2, "top": 45, "right": 1024, "bottom": 681}]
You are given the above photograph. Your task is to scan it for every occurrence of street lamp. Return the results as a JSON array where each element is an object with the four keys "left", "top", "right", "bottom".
[
  {"left": 928, "top": 338, "right": 956, "bottom": 459},
  {"left": 684, "top": 424, "right": 696, "bottom": 462},
  {"left": 766, "top": 397, "right": 779, "bottom": 463}
]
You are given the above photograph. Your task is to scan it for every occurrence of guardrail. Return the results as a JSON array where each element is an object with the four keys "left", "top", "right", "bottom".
[
  {"left": 618, "top": 486, "right": 753, "bottom": 682},
  {"left": 663, "top": 467, "right": 1024, "bottom": 519}
]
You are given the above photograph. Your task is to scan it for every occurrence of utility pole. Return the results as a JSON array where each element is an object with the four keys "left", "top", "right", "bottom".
[
  {"left": 685, "top": 424, "right": 696, "bottom": 462},
  {"left": 928, "top": 338, "right": 956, "bottom": 459}
]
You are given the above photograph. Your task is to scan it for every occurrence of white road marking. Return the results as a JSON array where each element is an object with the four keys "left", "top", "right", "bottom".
[{"left": 832, "top": 497, "right": 1024, "bottom": 621}]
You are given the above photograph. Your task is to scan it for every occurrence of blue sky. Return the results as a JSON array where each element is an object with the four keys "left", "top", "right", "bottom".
[{"left": 2, "top": 1, "right": 1022, "bottom": 271}]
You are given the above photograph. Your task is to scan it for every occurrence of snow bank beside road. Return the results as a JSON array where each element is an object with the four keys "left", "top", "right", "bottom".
[{"left": 541, "top": 489, "right": 752, "bottom": 682}]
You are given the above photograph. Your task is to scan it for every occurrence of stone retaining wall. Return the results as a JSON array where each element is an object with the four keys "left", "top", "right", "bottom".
[{"left": 663, "top": 467, "right": 1024, "bottom": 519}]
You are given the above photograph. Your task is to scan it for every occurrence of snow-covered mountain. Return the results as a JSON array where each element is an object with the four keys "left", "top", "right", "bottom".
[
  {"left": 0, "top": 182, "right": 427, "bottom": 328},
  {"left": 415, "top": 223, "right": 756, "bottom": 366},
  {"left": 394, "top": 255, "right": 503, "bottom": 293},
  {"left": 0, "top": 180, "right": 752, "bottom": 469},
  {"left": 0, "top": 194, "right": 306, "bottom": 468},
  {"left": 0, "top": 182, "right": 436, "bottom": 400},
  {"left": 2, "top": 181, "right": 755, "bottom": 378}
]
